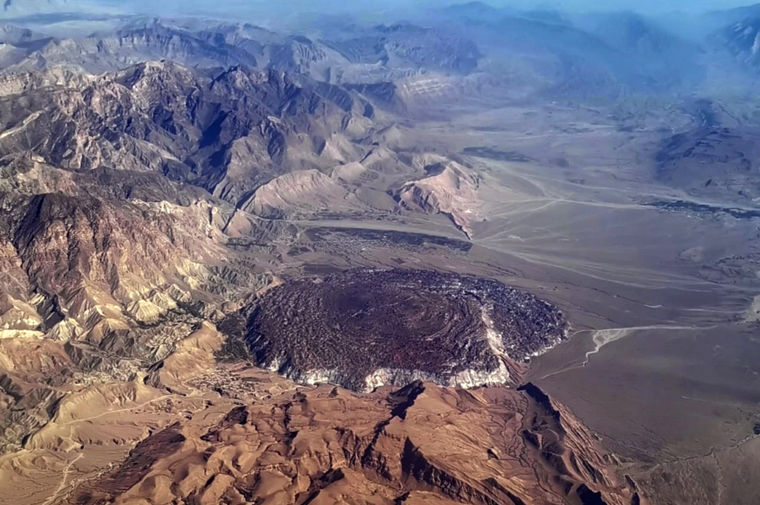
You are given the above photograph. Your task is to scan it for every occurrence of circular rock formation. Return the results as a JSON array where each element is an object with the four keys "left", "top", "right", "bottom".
[{"left": 245, "top": 269, "right": 567, "bottom": 391}]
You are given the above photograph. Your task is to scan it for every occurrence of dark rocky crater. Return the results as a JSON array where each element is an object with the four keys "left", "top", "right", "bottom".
[{"left": 243, "top": 269, "right": 568, "bottom": 391}]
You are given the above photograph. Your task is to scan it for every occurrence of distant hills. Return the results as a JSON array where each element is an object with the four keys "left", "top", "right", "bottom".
[{"left": 1, "top": 3, "right": 760, "bottom": 98}]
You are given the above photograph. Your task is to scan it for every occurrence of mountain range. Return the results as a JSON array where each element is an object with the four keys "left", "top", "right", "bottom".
[{"left": 1, "top": 3, "right": 760, "bottom": 505}]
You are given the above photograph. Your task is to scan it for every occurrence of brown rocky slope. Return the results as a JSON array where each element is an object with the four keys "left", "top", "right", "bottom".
[{"left": 68, "top": 378, "right": 640, "bottom": 505}]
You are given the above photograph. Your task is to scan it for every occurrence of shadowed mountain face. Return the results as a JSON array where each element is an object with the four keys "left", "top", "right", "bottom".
[
  {"left": 0, "top": 61, "right": 372, "bottom": 203},
  {"left": 2, "top": 3, "right": 760, "bottom": 505},
  {"left": 65, "top": 380, "right": 637, "bottom": 505},
  {"left": 712, "top": 17, "right": 760, "bottom": 66},
  {"left": 657, "top": 125, "right": 760, "bottom": 202},
  {"left": 655, "top": 99, "right": 760, "bottom": 204}
]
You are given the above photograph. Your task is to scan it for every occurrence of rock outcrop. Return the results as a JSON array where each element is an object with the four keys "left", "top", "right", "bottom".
[
  {"left": 68, "top": 380, "right": 636, "bottom": 505},
  {"left": 395, "top": 156, "right": 484, "bottom": 238}
]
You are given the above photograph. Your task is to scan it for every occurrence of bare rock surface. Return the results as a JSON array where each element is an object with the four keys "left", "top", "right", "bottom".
[
  {"left": 244, "top": 269, "right": 568, "bottom": 392},
  {"left": 66, "top": 377, "right": 635, "bottom": 505}
]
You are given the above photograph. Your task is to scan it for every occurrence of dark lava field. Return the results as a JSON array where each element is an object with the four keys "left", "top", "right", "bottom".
[{"left": 243, "top": 269, "right": 568, "bottom": 391}]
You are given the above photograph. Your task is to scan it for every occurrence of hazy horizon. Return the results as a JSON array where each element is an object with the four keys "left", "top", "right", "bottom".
[{"left": 2, "top": 0, "right": 759, "bottom": 19}]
